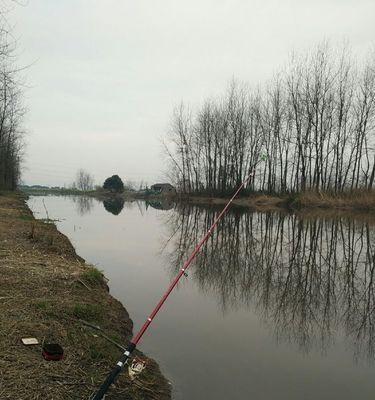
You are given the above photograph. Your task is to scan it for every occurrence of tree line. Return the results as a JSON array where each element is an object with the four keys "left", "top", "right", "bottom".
[
  {"left": 0, "top": 10, "right": 24, "bottom": 190},
  {"left": 165, "top": 44, "right": 375, "bottom": 195}
]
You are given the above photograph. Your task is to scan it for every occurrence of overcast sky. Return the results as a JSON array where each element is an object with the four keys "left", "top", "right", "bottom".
[{"left": 9, "top": 0, "right": 375, "bottom": 187}]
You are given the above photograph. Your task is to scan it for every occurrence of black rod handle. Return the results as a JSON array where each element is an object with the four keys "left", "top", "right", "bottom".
[
  {"left": 90, "top": 343, "right": 135, "bottom": 400},
  {"left": 91, "top": 364, "right": 122, "bottom": 400}
]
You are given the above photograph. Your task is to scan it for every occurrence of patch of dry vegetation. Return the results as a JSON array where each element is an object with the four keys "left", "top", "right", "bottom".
[
  {"left": 294, "top": 189, "right": 375, "bottom": 211},
  {"left": 0, "top": 192, "right": 171, "bottom": 400},
  {"left": 181, "top": 189, "right": 375, "bottom": 213}
]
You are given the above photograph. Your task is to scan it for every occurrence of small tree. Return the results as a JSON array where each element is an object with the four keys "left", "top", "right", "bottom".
[
  {"left": 103, "top": 175, "right": 124, "bottom": 193},
  {"left": 75, "top": 169, "right": 94, "bottom": 191}
]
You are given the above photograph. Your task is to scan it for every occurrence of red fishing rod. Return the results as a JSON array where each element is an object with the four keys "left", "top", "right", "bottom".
[{"left": 91, "top": 175, "right": 252, "bottom": 400}]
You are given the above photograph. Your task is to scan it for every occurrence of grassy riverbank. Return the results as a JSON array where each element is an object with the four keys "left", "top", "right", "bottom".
[{"left": 0, "top": 192, "right": 171, "bottom": 400}]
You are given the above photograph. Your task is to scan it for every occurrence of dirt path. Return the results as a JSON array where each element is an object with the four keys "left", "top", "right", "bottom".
[{"left": 0, "top": 192, "right": 171, "bottom": 400}]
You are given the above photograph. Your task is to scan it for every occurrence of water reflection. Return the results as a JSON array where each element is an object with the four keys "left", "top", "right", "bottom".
[
  {"left": 146, "top": 199, "right": 175, "bottom": 211},
  {"left": 71, "top": 195, "right": 95, "bottom": 216},
  {"left": 70, "top": 195, "right": 126, "bottom": 216},
  {"left": 103, "top": 197, "right": 125, "bottom": 215},
  {"left": 165, "top": 205, "right": 375, "bottom": 362}
]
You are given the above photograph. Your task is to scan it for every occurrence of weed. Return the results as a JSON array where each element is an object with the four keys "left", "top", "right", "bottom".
[
  {"left": 18, "top": 215, "right": 33, "bottom": 221},
  {"left": 89, "top": 343, "right": 105, "bottom": 361},
  {"left": 35, "top": 300, "right": 49, "bottom": 310},
  {"left": 81, "top": 267, "right": 103, "bottom": 285},
  {"left": 33, "top": 300, "right": 61, "bottom": 318},
  {"left": 73, "top": 303, "right": 103, "bottom": 321}
]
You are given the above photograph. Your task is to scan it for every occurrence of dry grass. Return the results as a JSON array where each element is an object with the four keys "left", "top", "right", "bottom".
[
  {"left": 182, "top": 189, "right": 375, "bottom": 213},
  {"left": 294, "top": 189, "right": 375, "bottom": 211},
  {"left": 184, "top": 194, "right": 286, "bottom": 210},
  {"left": 0, "top": 192, "right": 171, "bottom": 400}
]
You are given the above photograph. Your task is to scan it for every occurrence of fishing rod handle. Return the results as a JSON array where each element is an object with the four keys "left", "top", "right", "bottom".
[{"left": 90, "top": 343, "right": 136, "bottom": 400}]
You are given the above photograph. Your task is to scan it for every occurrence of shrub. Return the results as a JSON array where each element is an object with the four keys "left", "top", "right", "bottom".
[{"left": 103, "top": 175, "right": 124, "bottom": 193}]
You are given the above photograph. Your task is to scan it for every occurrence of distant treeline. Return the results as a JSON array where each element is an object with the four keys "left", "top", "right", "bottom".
[
  {"left": 0, "top": 12, "right": 24, "bottom": 191},
  {"left": 165, "top": 44, "right": 375, "bottom": 195}
]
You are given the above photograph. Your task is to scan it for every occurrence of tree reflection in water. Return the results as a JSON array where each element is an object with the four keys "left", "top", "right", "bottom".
[
  {"left": 103, "top": 197, "right": 125, "bottom": 215},
  {"left": 164, "top": 205, "right": 375, "bottom": 362},
  {"left": 71, "top": 195, "right": 95, "bottom": 216}
]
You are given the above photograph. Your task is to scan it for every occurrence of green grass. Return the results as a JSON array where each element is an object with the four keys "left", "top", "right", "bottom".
[
  {"left": 81, "top": 267, "right": 103, "bottom": 285},
  {"left": 34, "top": 300, "right": 104, "bottom": 322},
  {"left": 35, "top": 300, "right": 49, "bottom": 310},
  {"left": 18, "top": 214, "right": 34, "bottom": 221},
  {"left": 34, "top": 300, "right": 60, "bottom": 318},
  {"left": 88, "top": 342, "right": 106, "bottom": 361},
  {"left": 73, "top": 303, "right": 103, "bottom": 321}
]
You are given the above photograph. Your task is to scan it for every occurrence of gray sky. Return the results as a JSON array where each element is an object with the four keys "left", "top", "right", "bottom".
[{"left": 9, "top": 0, "right": 375, "bottom": 187}]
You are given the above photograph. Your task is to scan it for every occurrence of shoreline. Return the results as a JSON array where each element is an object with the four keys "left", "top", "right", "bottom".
[
  {"left": 0, "top": 191, "right": 171, "bottom": 399},
  {"left": 21, "top": 188, "right": 375, "bottom": 213}
]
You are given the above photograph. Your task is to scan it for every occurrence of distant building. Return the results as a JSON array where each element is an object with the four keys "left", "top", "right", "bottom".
[{"left": 150, "top": 183, "right": 176, "bottom": 194}]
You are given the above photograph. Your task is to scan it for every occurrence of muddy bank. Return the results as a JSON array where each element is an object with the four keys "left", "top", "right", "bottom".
[{"left": 0, "top": 191, "right": 171, "bottom": 400}]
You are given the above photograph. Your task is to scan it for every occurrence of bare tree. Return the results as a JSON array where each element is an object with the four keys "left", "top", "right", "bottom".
[
  {"left": 75, "top": 168, "right": 94, "bottom": 191},
  {"left": 164, "top": 44, "right": 375, "bottom": 196},
  {"left": 0, "top": 9, "right": 25, "bottom": 191}
]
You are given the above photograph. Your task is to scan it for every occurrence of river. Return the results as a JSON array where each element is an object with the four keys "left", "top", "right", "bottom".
[{"left": 28, "top": 195, "right": 375, "bottom": 400}]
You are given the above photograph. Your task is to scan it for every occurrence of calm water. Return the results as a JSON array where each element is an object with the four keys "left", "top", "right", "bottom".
[{"left": 28, "top": 196, "right": 375, "bottom": 400}]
